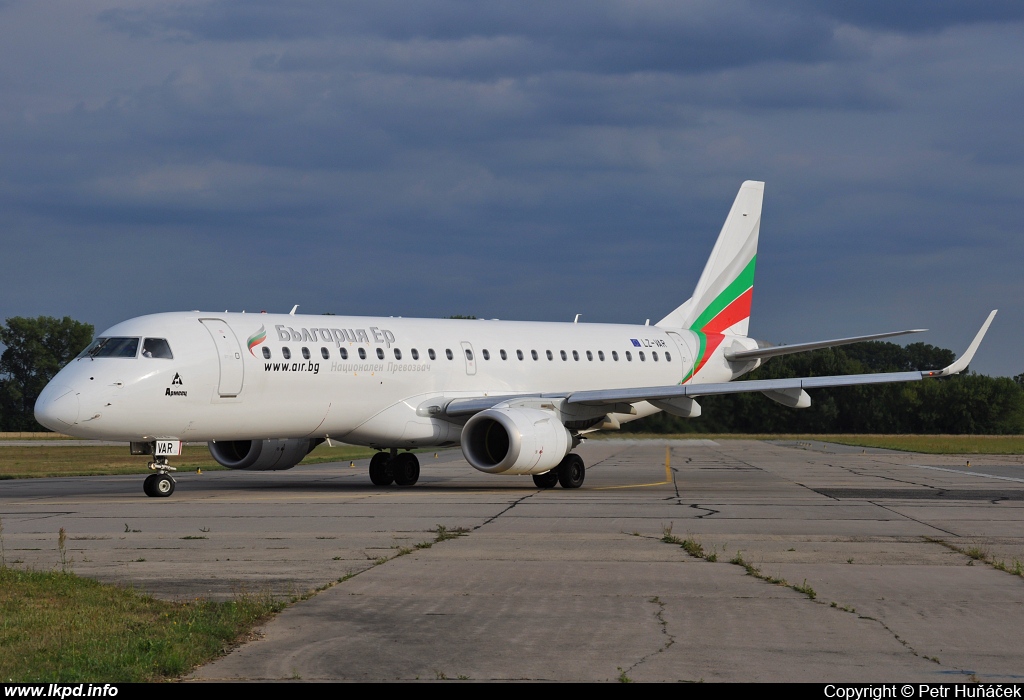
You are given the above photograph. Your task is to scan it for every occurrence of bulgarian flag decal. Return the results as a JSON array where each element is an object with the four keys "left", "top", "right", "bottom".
[
  {"left": 247, "top": 325, "right": 267, "bottom": 356},
  {"left": 682, "top": 255, "right": 756, "bottom": 383}
]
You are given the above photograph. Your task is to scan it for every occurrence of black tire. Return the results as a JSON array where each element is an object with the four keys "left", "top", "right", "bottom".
[
  {"left": 532, "top": 470, "right": 559, "bottom": 489},
  {"left": 143, "top": 473, "right": 158, "bottom": 497},
  {"left": 556, "top": 453, "right": 585, "bottom": 489},
  {"left": 392, "top": 453, "right": 420, "bottom": 486},
  {"left": 152, "top": 473, "right": 175, "bottom": 497},
  {"left": 369, "top": 452, "right": 394, "bottom": 486}
]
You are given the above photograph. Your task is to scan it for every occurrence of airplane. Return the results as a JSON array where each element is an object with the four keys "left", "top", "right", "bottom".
[{"left": 34, "top": 181, "right": 997, "bottom": 497}]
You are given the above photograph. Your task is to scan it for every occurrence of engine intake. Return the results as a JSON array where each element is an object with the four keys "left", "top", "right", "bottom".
[
  {"left": 208, "top": 438, "right": 321, "bottom": 471},
  {"left": 461, "top": 407, "right": 571, "bottom": 475}
]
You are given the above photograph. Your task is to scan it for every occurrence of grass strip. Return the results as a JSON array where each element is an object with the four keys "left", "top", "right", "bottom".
[
  {"left": 0, "top": 442, "right": 379, "bottom": 479},
  {"left": 0, "top": 566, "right": 284, "bottom": 682}
]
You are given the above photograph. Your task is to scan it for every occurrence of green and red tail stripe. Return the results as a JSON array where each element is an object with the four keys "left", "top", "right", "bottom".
[{"left": 682, "top": 256, "right": 756, "bottom": 383}]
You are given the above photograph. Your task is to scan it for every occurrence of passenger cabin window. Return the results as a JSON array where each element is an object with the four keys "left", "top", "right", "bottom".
[
  {"left": 394, "top": 348, "right": 402, "bottom": 360},
  {"left": 612, "top": 351, "right": 619, "bottom": 361},
  {"left": 560, "top": 350, "right": 567, "bottom": 361},
  {"left": 446, "top": 349, "right": 453, "bottom": 360},
  {"left": 482, "top": 349, "right": 490, "bottom": 360},
  {"left": 340, "top": 348, "right": 349, "bottom": 360},
  {"left": 80, "top": 337, "right": 140, "bottom": 359},
  {"left": 321, "top": 347, "right": 330, "bottom": 360},
  {"left": 428, "top": 349, "right": 436, "bottom": 360},
  {"left": 546, "top": 350, "right": 553, "bottom": 360},
  {"left": 302, "top": 347, "right": 311, "bottom": 360},
  {"left": 283, "top": 347, "right": 292, "bottom": 360},
  {"left": 625, "top": 351, "right": 632, "bottom": 361},
  {"left": 586, "top": 351, "right": 593, "bottom": 361},
  {"left": 517, "top": 350, "right": 524, "bottom": 360},
  {"left": 376, "top": 348, "right": 385, "bottom": 360},
  {"left": 652, "top": 351, "right": 658, "bottom": 361},
  {"left": 358, "top": 348, "right": 366, "bottom": 360},
  {"left": 465, "top": 349, "right": 474, "bottom": 361},
  {"left": 411, "top": 349, "right": 419, "bottom": 360},
  {"left": 598, "top": 351, "right": 605, "bottom": 361},
  {"left": 572, "top": 350, "right": 580, "bottom": 361},
  {"left": 262, "top": 347, "right": 271, "bottom": 360},
  {"left": 639, "top": 351, "right": 645, "bottom": 361},
  {"left": 500, "top": 349, "right": 507, "bottom": 360},
  {"left": 142, "top": 338, "right": 173, "bottom": 359},
  {"left": 666, "top": 352, "right": 672, "bottom": 362},
  {"left": 531, "top": 350, "right": 538, "bottom": 360}
]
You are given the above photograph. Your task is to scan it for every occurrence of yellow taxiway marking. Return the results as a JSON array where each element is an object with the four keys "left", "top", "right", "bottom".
[{"left": 594, "top": 446, "right": 674, "bottom": 490}]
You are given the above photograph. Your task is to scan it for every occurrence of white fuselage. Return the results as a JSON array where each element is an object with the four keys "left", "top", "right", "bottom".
[{"left": 35, "top": 311, "right": 754, "bottom": 446}]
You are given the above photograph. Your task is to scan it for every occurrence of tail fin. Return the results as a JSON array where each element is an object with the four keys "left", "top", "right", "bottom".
[{"left": 656, "top": 180, "right": 763, "bottom": 336}]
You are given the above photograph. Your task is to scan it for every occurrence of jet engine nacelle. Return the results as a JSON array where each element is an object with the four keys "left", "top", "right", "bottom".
[
  {"left": 208, "top": 438, "right": 321, "bottom": 471},
  {"left": 461, "top": 407, "right": 571, "bottom": 475}
]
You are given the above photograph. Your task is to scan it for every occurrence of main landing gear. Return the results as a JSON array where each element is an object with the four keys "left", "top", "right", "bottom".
[
  {"left": 532, "top": 453, "right": 585, "bottom": 489},
  {"left": 369, "top": 450, "right": 420, "bottom": 487},
  {"left": 143, "top": 457, "right": 176, "bottom": 498}
]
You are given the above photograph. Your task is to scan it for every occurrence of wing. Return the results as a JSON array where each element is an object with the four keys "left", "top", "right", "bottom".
[
  {"left": 567, "top": 310, "right": 996, "bottom": 408},
  {"left": 431, "top": 311, "right": 995, "bottom": 420}
]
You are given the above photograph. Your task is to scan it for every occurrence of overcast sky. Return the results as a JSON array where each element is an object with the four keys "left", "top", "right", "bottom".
[{"left": 1, "top": 1, "right": 1021, "bottom": 376}]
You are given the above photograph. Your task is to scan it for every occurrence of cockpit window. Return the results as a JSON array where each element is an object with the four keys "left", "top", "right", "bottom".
[
  {"left": 142, "top": 338, "right": 173, "bottom": 359},
  {"left": 78, "top": 337, "right": 140, "bottom": 359}
]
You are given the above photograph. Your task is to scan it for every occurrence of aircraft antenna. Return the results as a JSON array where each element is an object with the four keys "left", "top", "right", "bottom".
[
  {"left": 574, "top": 314, "right": 581, "bottom": 324},
  {"left": 290, "top": 305, "right": 299, "bottom": 315}
]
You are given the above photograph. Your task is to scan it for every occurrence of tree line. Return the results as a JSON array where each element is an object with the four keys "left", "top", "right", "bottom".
[
  {"left": 625, "top": 341, "right": 1024, "bottom": 434},
  {"left": 1, "top": 316, "right": 1021, "bottom": 434},
  {"left": 0, "top": 317, "right": 94, "bottom": 431}
]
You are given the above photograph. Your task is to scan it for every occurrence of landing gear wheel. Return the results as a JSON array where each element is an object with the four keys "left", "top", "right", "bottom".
[
  {"left": 532, "top": 470, "right": 559, "bottom": 489},
  {"left": 368, "top": 452, "right": 394, "bottom": 486},
  {"left": 144, "top": 473, "right": 175, "bottom": 497},
  {"left": 392, "top": 452, "right": 420, "bottom": 486},
  {"left": 556, "top": 453, "right": 585, "bottom": 489}
]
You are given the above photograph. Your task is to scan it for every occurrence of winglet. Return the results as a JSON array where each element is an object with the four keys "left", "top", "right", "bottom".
[{"left": 923, "top": 310, "right": 997, "bottom": 378}]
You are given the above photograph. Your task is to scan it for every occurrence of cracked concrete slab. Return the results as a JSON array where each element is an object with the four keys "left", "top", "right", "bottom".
[{"left": 2, "top": 439, "right": 1023, "bottom": 681}]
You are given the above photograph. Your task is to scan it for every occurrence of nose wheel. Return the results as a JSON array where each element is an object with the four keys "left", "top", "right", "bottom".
[{"left": 143, "top": 457, "right": 176, "bottom": 497}]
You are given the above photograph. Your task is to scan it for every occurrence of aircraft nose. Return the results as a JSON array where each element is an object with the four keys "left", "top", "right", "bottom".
[{"left": 34, "top": 384, "right": 80, "bottom": 430}]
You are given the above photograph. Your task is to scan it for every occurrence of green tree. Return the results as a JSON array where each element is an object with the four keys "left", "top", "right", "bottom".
[
  {"left": 624, "top": 341, "right": 1024, "bottom": 435},
  {"left": 0, "top": 316, "right": 94, "bottom": 431}
]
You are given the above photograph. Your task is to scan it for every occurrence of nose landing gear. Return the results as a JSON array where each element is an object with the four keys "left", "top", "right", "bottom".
[{"left": 143, "top": 457, "right": 176, "bottom": 497}]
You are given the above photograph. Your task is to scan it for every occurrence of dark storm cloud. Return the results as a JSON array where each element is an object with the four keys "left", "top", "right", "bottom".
[
  {"left": 799, "top": 0, "right": 1024, "bottom": 33},
  {"left": 0, "top": 1, "right": 1022, "bottom": 377},
  {"left": 102, "top": 0, "right": 841, "bottom": 75}
]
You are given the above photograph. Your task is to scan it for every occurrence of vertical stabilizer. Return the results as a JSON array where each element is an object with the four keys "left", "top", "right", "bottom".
[{"left": 657, "top": 181, "right": 762, "bottom": 336}]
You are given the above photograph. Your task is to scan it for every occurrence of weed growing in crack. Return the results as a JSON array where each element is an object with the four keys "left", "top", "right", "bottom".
[
  {"left": 662, "top": 523, "right": 683, "bottom": 545},
  {"left": 927, "top": 537, "right": 1024, "bottom": 579},
  {"left": 793, "top": 579, "right": 817, "bottom": 600},
  {"left": 435, "top": 525, "right": 469, "bottom": 542}
]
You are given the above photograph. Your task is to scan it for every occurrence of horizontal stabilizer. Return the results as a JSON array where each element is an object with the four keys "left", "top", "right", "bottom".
[{"left": 725, "top": 329, "right": 926, "bottom": 362}]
